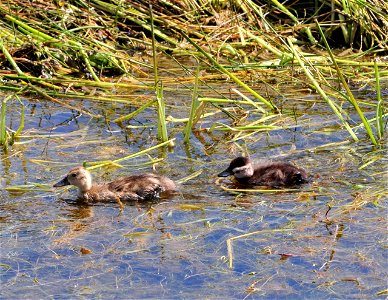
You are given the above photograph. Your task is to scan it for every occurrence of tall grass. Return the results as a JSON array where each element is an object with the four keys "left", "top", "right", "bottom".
[
  {"left": 0, "top": 0, "right": 386, "bottom": 147},
  {"left": 287, "top": 38, "right": 359, "bottom": 142},
  {"left": 150, "top": 5, "right": 169, "bottom": 144},
  {"left": 180, "top": 31, "right": 278, "bottom": 113},
  {"left": 184, "top": 63, "right": 201, "bottom": 144},
  {"left": 315, "top": 21, "right": 378, "bottom": 145},
  {"left": 374, "top": 62, "right": 385, "bottom": 140},
  {"left": 0, "top": 94, "right": 25, "bottom": 150}
]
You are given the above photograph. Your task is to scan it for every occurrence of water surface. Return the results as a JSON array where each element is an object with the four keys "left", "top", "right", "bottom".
[{"left": 1, "top": 78, "right": 387, "bottom": 298}]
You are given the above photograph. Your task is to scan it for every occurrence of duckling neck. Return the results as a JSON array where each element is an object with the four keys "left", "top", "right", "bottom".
[
  {"left": 234, "top": 163, "right": 254, "bottom": 178},
  {"left": 78, "top": 178, "right": 93, "bottom": 193},
  {"left": 77, "top": 182, "right": 95, "bottom": 201}
]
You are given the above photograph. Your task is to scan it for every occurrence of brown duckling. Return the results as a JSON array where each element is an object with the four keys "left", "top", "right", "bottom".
[
  {"left": 53, "top": 166, "right": 176, "bottom": 203},
  {"left": 218, "top": 156, "right": 309, "bottom": 187}
]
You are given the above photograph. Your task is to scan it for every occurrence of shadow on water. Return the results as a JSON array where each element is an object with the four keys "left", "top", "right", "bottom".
[{"left": 0, "top": 79, "right": 387, "bottom": 299}]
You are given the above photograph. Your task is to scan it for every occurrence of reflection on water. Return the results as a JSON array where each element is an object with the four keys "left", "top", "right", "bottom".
[{"left": 0, "top": 85, "right": 387, "bottom": 299}]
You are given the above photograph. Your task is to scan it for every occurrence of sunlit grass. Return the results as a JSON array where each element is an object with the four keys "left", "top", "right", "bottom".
[
  {"left": 0, "top": 0, "right": 386, "bottom": 148},
  {"left": 374, "top": 61, "right": 385, "bottom": 140},
  {"left": 316, "top": 21, "right": 377, "bottom": 145},
  {"left": 0, "top": 94, "right": 24, "bottom": 150},
  {"left": 184, "top": 63, "right": 201, "bottom": 144}
]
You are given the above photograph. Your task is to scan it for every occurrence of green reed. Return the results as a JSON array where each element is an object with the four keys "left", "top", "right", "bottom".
[
  {"left": 180, "top": 31, "right": 278, "bottom": 113},
  {"left": 316, "top": 21, "right": 377, "bottom": 145},
  {"left": 0, "top": 0, "right": 386, "bottom": 151},
  {"left": 0, "top": 97, "right": 6, "bottom": 145},
  {"left": 374, "top": 61, "right": 385, "bottom": 140},
  {"left": 86, "top": 139, "right": 176, "bottom": 170},
  {"left": 287, "top": 38, "right": 359, "bottom": 142},
  {"left": 0, "top": 40, "right": 23, "bottom": 76},
  {"left": 0, "top": 94, "right": 24, "bottom": 149},
  {"left": 184, "top": 63, "right": 201, "bottom": 143},
  {"left": 149, "top": 5, "right": 169, "bottom": 144}
]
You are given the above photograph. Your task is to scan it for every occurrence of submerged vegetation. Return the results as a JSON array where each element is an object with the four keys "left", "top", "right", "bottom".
[{"left": 0, "top": 0, "right": 387, "bottom": 148}]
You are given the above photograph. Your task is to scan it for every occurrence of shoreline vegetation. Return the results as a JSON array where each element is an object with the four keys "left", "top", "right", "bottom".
[{"left": 0, "top": 0, "right": 387, "bottom": 148}]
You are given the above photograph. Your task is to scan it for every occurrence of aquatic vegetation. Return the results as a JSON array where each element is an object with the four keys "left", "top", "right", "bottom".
[
  {"left": 0, "top": 94, "right": 24, "bottom": 150},
  {"left": 0, "top": 0, "right": 386, "bottom": 146}
]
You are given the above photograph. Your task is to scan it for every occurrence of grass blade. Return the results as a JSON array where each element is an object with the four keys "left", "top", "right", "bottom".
[
  {"left": 0, "top": 40, "right": 24, "bottom": 75},
  {"left": 287, "top": 37, "right": 358, "bottom": 142},
  {"left": 315, "top": 20, "right": 377, "bottom": 145},
  {"left": 374, "top": 61, "right": 384, "bottom": 140},
  {"left": 180, "top": 31, "right": 278, "bottom": 112},
  {"left": 184, "top": 63, "right": 200, "bottom": 143}
]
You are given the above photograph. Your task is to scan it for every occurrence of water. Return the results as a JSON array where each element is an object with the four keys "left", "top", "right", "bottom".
[{"left": 1, "top": 81, "right": 387, "bottom": 298}]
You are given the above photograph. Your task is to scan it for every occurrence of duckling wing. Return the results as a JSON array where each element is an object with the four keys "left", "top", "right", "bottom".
[
  {"left": 251, "top": 163, "right": 307, "bottom": 187},
  {"left": 254, "top": 168, "right": 285, "bottom": 187},
  {"left": 107, "top": 175, "right": 162, "bottom": 201}
]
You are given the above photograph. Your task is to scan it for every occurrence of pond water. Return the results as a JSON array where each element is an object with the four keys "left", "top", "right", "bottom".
[{"left": 1, "top": 74, "right": 387, "bottom": 299}]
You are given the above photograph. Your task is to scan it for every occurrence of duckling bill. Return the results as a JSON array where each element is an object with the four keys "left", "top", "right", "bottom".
[
  {"left": 218, "top": 156, "right": 309, "bottom": 187},
  {"left": 54, "top": 166, "right": 176, "bottom": 203}
]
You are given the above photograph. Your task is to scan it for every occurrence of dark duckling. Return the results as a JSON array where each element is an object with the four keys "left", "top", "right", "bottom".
[
  {"left": 53, "top": 166, "right": 176, "bottom": 203},
  {"left": 218, "top": 156, "right": 309, "bottom": 187}
]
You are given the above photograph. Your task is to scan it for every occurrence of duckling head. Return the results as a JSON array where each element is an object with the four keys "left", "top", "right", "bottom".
[
  {"left": 289, "top": 169, "right": 309, "bottom": 185},
  {"left": 53, "top": 167, "right": 93, "bottom": 193},
  {"left": 218, "top": 156, "right": 254, "bottom": 179}
]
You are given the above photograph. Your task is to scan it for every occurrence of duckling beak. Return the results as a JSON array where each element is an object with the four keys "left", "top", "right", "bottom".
[
  {"left": 218, "top": 169, "right": 233, "bottom": 177},
  {"left": 53, "top": 176, "right": 70, "bottom": 187}
]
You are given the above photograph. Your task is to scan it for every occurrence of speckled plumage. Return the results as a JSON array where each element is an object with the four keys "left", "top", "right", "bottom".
[
  {"left": 218, "top": 156, "right": 309, "bottom": 187},
  {"left": 54, "top": 167, "right": 176, "bottom": 203}
]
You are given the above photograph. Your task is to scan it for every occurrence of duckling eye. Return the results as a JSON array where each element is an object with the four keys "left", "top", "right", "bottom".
[{"left": 71, "top": 173, "right": 77, "bottom": 177}]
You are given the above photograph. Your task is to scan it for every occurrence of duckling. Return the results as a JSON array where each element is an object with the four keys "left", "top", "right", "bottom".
[
  {"left": 218, "top": 156, "right": 309, "bottom": 187},
  {"left": 53, "top": 166, "right": 176, "bottom": 203}
]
